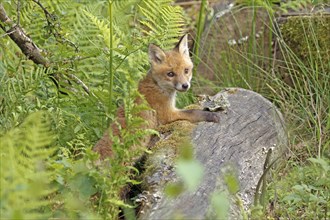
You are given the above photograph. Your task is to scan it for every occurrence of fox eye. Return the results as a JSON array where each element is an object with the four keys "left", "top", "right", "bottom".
[
  {"left": 167, "top": 72, "right": 175, "bottom": 77},
  {"left": 184, "top": 68, "right": 189, "bottom": 74}
]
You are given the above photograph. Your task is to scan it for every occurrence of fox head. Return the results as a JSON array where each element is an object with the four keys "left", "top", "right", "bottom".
[{"left": 148, "top": 35, "right": 193, "bottom": 93}]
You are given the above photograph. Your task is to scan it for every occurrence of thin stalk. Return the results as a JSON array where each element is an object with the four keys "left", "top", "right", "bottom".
[
  {"left": 193, "top": 0, "right": 207, "bottom": 70},
  {"left": 108, "top": 0, "right": 114, "bottom": 116},
  {"left": 248, "top": 0, "right": 257, "bottom": 82},
  {"left": 266, "top": 2, "right": 274, "bottom": 72}
]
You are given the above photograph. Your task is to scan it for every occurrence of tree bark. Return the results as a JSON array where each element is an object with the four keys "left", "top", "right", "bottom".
[
  {"left": 137, "top": 88, "right": 287, "bottom": 219},
  {"left": 0, "top": 4, "right": 49, "bottom": 67},
  {"left": 0, "top": 3, "right": 91, "bottom": 95}
]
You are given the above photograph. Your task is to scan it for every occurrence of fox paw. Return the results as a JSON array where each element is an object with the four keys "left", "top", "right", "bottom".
[{"left": 205, "top": 112, "right": 220, "bottom": 123}]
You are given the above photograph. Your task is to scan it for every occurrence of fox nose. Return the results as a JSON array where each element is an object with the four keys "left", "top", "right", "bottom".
[{"left": 182, "top": 83, "right": 189, "bottom": 90}]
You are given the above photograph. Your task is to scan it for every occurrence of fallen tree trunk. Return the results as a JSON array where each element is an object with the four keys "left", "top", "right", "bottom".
[{"left": 136, "top": 88, "right": 287, "bottom": 219}]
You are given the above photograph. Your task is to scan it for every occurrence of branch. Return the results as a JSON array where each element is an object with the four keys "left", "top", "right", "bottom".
[
  {"left": 67, "top": 73, "right": 91, "bottom": 95},
  {"left": 0, "top": 4, "right": 50, "bottom": 67},
  {"left": 31, "top": 0, "right": 53, "bottom": 20},
  {"left": 0, "top": 3, "right": 92, "bottom": 95}
]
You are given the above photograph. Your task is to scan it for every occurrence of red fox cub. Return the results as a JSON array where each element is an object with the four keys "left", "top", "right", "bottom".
[{"left": 94, "top": 35, "right": 219, "bottom": 159}]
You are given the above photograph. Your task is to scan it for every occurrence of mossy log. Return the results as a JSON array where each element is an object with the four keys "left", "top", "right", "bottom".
[{"left": 137, "top": 88, "right": 287, "bottom": 219}]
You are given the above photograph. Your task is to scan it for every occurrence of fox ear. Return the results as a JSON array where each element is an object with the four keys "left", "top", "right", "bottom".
[
  {"left": 175, "top": 34, "right": 189, "bottom": 57},
  {"left": 149, "top": 44, "right": 166, "bottom": 64}
]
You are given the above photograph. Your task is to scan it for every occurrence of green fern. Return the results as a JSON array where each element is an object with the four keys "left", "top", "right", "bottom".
[
  {"left": 139, "top": 0, "right": 185, "bottom": 49},
  {"left": 0, "top": 65, "right": 54, "bottom": 130},
  {"left": 1, "top": 0, "right": 187, "bottom": 218},
  {"left": 0, "top": 111, "right": 56, "bottom": 219}
]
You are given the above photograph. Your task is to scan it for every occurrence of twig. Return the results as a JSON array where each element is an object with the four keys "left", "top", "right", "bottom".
[
  {"left": 0, "top": 28, "right": 15, "bottom": 38},
  {"left": 31, "top": 0, "right": 79, "bottom": 52},
  {"left": 31, "top": 0, "right": 53, "bottom": 20},
  {"left": 67, "top": 73, "right": 91, "bottom": 95},
  {"left": 0, "top": 3, "right": 91, "bottom": 96},
  {"left": 59, "top": 55, "right": 98, "bottom": 64}
]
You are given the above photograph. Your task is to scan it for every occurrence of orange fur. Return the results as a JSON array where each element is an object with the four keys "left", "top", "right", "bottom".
[{"left": 93, "top": 35, "right": 219, "bottom": 159}]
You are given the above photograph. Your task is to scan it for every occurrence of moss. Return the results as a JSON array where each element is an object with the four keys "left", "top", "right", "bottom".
[
  {"left": 140, "top": 120, "right": 196, "bottom": 189},
  {"left": 149, "top": 120, "right": 196, "bottom": 161},
  {"left": 279, "top": 14, "right": 330, "bottom": 72}
]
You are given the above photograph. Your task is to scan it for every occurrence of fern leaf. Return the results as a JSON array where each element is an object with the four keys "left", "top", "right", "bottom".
[
  {"left": 138, "top": 0, "right": 185, "bottom": 49},
  {"left": 0, "top": 111, "right": 56, "bottom": 219}
]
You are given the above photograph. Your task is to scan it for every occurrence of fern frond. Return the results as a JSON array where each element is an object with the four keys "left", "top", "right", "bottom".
[
  {"left": 0, "top": 64, "right": 54, "bottom": 130},
  {"left": 0, "top": 111, "right": 56, "bottom": 219},
  {"left": 139, "top": 0, "right": 185, "bottom": 49},
  {"left": 1, "top": 0, "right": 188, "bottom": 218}
]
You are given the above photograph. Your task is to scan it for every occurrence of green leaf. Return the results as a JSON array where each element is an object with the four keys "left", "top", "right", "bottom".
[
  {"left": 283, "top": 194, "right": 302, "bottom": 203},
  {"left": 165, "top": 183, "right": 184, "bottom": 197},
  {"left": 69, "top": 174, "right": 97, "bottom": 200},
  {"left": 107, "top": 199, "right": 134, "bottom": 209},
  {"left": 176, "top": 159, "right": 204, "bottom": 191},
  {"left": 210, "top": 191, "right": 230, "bottom": 219},
  {"left": 224, "top": 172, "right": 240, "bottom": 195},
  {"left": 308, "top": 158, "right": 330, "bottom": 172}
]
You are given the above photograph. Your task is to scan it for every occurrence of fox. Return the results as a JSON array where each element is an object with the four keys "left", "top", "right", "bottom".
[{"left": 93, "top": 34, "right": 219, "bottom": 159}]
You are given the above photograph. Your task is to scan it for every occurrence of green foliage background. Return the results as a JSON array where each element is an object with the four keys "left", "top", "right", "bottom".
[
  {"left": 0, "top": 0, "right": 185, "bottom": 218},
  {"left": 1, "top": 0, "right": 329, "bottom": 219},
  {"left": 195, "top": 0, "right": 329, "bottom": 219}
]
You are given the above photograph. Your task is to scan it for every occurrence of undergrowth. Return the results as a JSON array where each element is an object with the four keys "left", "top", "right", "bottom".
[
  {"left": 196, "top": 0, "right": 329, "bottom": 218},
  {"left": 0, "top": 0, "right": 185, "bottom": 219},
  {"left": 1, "top": 0, "right": 329, "bottom": 219}
]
